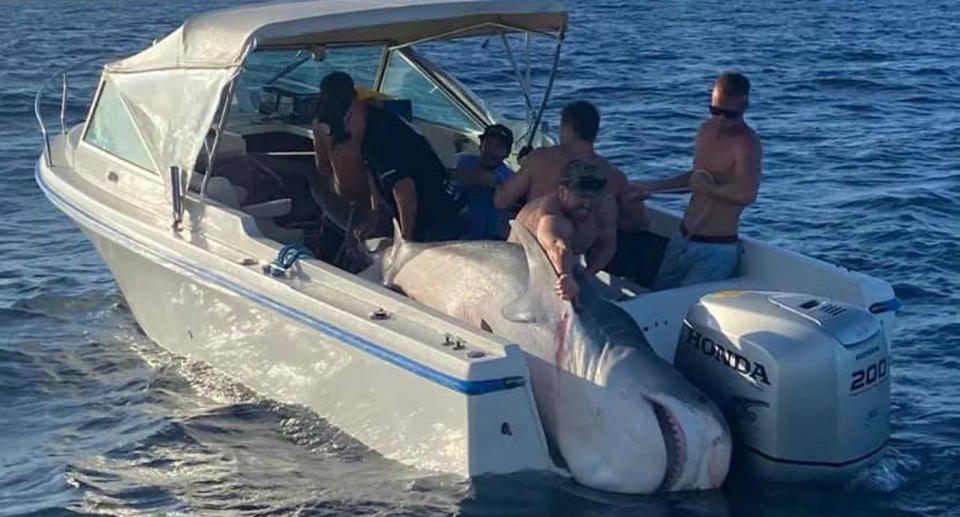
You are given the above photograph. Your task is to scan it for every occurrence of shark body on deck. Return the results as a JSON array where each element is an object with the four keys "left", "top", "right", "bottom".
[{"left": 380, "top": 222, "right": 731, "bottom": 493}]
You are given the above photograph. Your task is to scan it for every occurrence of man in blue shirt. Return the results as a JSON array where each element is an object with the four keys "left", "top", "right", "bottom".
[{"left": 447, "top": 124, "right": 515, "bottom": 239}]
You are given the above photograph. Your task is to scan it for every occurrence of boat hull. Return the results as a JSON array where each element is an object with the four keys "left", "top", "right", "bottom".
[{"left": 37, "top": 158, "right": 554, "bottom": 478}]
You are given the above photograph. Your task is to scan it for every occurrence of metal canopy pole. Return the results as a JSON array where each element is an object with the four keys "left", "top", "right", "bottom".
[
  {"left": 34, "top": 78, "right": 53, "bottom": 167},
  {"left": 200, "top": 77, "right": 238, "bottom": 198},
  {"left": 390, "top": 22, "right": 558, "bottom": 51},
  {"left": 59, "top": 72, "right": 68, "bottom": 135},
  {"left": 524, "top": 32, "right": 531, "bottom": 95},
  {"left": 500, "top": 32, "right": 535, "bottom": 120},
  {"left": 524, "top": 25, "right": 565, "bottom": 151}
]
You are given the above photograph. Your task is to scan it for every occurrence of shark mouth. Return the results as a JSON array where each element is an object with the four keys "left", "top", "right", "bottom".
[{"left": 651, "top": 399, "right": 687, "bottom": 491}]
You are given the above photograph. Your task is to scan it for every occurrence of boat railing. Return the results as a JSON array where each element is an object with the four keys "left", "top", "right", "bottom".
[{"left": 34, "top": 56, "right": 111, "bottom": 167}]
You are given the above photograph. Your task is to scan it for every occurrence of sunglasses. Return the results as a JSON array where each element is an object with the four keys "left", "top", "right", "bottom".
[{"left": 709, "top": 105, "right": 743, "bottom": 119}]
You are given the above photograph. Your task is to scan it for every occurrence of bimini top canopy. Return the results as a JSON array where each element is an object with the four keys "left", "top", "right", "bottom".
[
  {"left": 94, "top": 0, "right": 565, "bottom": 205},
  {"left": 108, "top": 0, "right": 567, "bottom": 72}
]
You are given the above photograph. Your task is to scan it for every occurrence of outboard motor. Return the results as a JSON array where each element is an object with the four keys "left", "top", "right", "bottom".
[{"left": 674, "top": 290, "right": 890, "bottom": 481}]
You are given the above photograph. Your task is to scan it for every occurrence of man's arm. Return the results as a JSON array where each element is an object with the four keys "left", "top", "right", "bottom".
[
  {"left": 692, "top": 137, "right": 761, "bottom": 206},
  {"left": 586, "top": 198, "right": 619, "bottom": 275},
  {"left": 601, "top": 164, "right": 649, "bottom": 230},
  {"left": 624, "top": 126, "right": 708, "bottom": 200},
  {"left": 494, "top": 166, "right": 532, "bottom": 209},
  {"left": 536, "top": 215, "right": 576, "bottom": 276},
  {"left": 535, "top": 214, "right": 580, "bottom": 301},
  {"left": 647, "top": 170, "right": 694, "bottom": 192},
  {"left": 391, "top": 177, "right": 418, "bottom": 240},
  {"left": 625, "top": 170, "right": 693, "bottom": 201},
  {"left": 312, "top": 121, "right": 334, "bottom": 179}
]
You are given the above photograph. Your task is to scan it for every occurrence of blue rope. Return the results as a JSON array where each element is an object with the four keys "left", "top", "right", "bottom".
[{"left": 272, "top": 244, "right": 315, "bottom": 272}]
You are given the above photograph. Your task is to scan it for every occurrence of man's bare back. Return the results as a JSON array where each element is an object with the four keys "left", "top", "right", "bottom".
[
  {"left": 496, "top": 145, "right": 650, "bottom": 230},
  {"left": 521, "top": 146, "right": 627, "bottom": 201},
  {"left": 494, "top": 100, "right": 650, "bottom": 230}
]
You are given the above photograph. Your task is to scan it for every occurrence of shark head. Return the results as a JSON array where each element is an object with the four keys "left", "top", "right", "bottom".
[{"left": 504, "top": 222, "right": 731, "bottom": 493}]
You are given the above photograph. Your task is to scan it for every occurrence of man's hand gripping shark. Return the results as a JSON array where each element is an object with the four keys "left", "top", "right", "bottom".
[{"left": 379, "top": 221, "right": 732, "bottom": 494}]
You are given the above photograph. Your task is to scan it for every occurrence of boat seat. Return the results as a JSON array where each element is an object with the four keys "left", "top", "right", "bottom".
[
  {"left": 205, "top": 176, "right": 303, "bottom": 243},
  {"left": 190, "top": 130, "right": 250, "bottom": 192},
  {"left": 217, "top": 131, "right": 247, "bottom": 159}
]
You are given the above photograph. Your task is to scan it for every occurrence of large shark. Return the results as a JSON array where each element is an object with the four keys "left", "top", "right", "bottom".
[{"left": 380, "top": 222, "right": 731, "bottom": 493}]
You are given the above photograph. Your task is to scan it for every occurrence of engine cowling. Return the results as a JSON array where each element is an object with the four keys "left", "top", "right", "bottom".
[{"left": 674, "top": 290, "right": 890, "bottom": 481}]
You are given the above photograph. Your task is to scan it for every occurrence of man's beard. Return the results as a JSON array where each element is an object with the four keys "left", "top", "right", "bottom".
[{"left": 562, "top": 202, "right": 590, "bottom": 222}]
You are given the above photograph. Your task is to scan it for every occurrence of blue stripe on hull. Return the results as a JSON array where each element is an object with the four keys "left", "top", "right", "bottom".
[{"left": 36, "top": 164, "right": 524, "bottom": 396}]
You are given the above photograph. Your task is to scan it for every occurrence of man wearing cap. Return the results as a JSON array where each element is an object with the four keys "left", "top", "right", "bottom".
[
  {"left": 446, "top": 124, "right": 515, "bottom": 239},
  {"left": 510, "top": 159, "right": 618, "bottom": 301},
  {"left": 494, "top": 100, "right": 649, "bottom": 231}
]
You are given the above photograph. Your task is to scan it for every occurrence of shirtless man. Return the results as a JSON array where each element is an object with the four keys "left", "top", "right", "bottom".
[
  {"left": 510, "top": 159, "right": 617, "bottom": 301},
  {"left": 312, "top": 72, "right": 463, "bottom": 241},
  {"left": 631, "top": 72, "right": 762, "bottom": 289},
  {"left": 494, "top": 101, "right": 649, "bottom": 231},
  {"left": 312, "top": 72, "right": 371, "bottom": 206}
]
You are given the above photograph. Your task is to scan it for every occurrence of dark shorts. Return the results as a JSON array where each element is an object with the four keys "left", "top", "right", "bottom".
[{"left": 605, "top": 230, "right": 671, "bottom": 289}]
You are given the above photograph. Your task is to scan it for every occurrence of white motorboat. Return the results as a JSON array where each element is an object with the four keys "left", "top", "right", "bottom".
[{"left": 36, "top": 0, "right": 899, "bottom": 486}]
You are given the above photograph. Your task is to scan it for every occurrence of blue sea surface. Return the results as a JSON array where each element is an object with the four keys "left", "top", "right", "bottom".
[{"left": 2, "top": 0, "right": 958, "bottom": 515}]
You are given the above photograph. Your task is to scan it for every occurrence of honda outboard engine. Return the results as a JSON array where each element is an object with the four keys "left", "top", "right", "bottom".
[{"left": 674, "top": 290, "right": 890, "bottom": 481}]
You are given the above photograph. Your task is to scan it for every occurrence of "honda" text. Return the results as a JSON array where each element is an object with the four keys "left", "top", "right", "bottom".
[{"left": 684, "top": 326, "right": 772, "bottom": 386}]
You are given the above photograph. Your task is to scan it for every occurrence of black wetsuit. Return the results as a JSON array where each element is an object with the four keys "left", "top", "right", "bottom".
[{"left": 362, "top": 105, "right": 464, "bottom": 241}]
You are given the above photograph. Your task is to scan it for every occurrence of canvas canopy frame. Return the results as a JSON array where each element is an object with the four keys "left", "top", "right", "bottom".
[{"left": 92, "top": 0, "right": 567, "bottom": 213}]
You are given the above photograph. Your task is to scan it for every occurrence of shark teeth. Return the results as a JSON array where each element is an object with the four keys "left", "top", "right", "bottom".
[{"left": 652, "top": 400, "right": 687, "bottom": 491}]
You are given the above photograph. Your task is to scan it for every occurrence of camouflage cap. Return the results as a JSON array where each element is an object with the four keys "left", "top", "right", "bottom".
[{"left": 561, "top": 159, "right": 607, "bottom": 194}]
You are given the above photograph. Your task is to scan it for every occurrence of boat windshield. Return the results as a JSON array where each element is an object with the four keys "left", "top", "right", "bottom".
[
  {"left": 380, "top": 49, "right": 482, "bottom": 131},
  {"left": 231, "top": 45, "right": 385, "bottom": 114}
]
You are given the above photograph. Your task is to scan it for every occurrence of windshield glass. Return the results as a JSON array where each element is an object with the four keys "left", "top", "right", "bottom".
[
  {"left": 413, "top": 33, "right": 560, "bottom": 145},
  {"left": 231, "top": 45, "right": 384, "bottom": 114},
  {"left": 380, "top": 50, "right": 481, "bottom": 131}
]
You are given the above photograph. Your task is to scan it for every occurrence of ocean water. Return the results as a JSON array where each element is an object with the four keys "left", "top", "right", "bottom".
[{"left": 2, "top": 0, "right": 958, "bottom": 515}]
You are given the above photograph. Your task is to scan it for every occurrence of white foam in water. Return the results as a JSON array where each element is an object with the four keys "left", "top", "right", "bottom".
[{"left": 846, "top": 447, "right": 921, "bottom": 493}]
